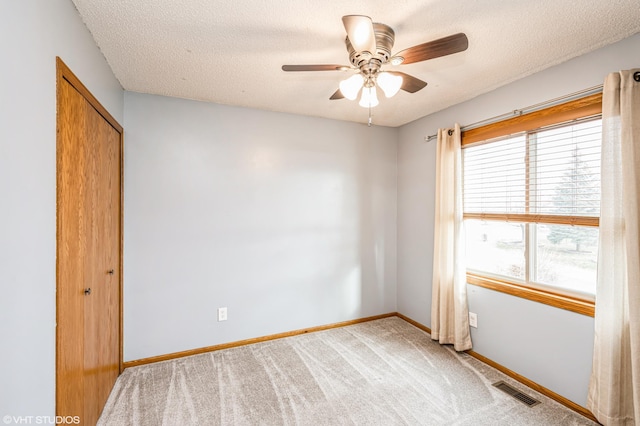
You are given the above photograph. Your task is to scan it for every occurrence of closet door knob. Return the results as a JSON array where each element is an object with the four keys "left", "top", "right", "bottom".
[
  {"left": 84, "top": 288, "right": 92, "bottom": 296},
  {"left": 107, "top": 269, "right": 114, "bottom": 275}
]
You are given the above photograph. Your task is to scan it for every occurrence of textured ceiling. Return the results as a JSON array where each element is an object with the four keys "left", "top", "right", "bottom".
[{"left": 71, "top": 0, "right": 640, "bottom": 127}]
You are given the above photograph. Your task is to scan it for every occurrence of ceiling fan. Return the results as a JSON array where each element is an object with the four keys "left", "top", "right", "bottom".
[{"left": 282, "top": 15, "right": 468, "bottom": 111}]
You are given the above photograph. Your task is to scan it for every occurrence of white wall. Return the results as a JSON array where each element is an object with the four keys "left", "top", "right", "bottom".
[
  {"left": 397, "top": 33, "right": 640, "bottom": 406},
  {"left": 123, "top": 93, "right": 397, "bottom": 361},
  {"left": 0, "top": 0, "right": 123, "bottom": 417}
]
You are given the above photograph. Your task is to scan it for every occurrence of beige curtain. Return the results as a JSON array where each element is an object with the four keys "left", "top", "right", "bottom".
[
  {"left": 587, "top": 69, "right": 640, "bottom": 425},
  {"left": 431, "top": 124, "right": 472, "bottom": 351}
]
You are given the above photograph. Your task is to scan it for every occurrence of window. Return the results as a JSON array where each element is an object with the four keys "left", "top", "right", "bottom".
[{"left": 461, "top": 94, "right": 602, "bottom": 316}]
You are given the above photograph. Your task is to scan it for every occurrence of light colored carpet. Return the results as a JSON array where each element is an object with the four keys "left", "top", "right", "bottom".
[{"left": 98, "top": 317, "right": 596, "bottom": 425}]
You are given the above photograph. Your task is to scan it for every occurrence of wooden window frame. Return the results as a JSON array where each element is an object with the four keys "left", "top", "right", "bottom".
[{"left": 461, "top": 93, "right": 602, "bottom": 317}]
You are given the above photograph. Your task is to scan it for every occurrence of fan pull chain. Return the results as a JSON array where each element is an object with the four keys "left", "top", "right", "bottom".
[{"left": 368, "top": 105, "right": 372, "bottom": 127}]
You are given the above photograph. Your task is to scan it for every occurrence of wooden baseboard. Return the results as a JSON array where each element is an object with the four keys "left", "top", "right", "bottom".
[
  {"left": 395, "top": 312, "right": 432, "bottom": 334},
  {"left": 123, "top": 312, "right": 397, "bottom": 368},
  {"left": 465, "top": 350, "right": 599, "bottom": 423}
]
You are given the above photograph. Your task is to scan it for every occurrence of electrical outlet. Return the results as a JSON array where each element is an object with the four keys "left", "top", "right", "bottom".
[
  {"left": 218, "top": 307, "right": 227, "bottom": 322},
  {"left": 469, "top": 312, "right": 478, "bottom": 328}
]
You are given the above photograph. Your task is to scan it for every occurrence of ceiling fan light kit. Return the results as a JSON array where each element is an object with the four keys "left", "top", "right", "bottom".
[
  {"left": 339, "top": 74, "right": 365, "bottom": 100},
  {"left": 377, "top": 72, "right": 403, "bottom": 97},
  {"left": 359, "top": 86, "right": 379, "bottom": 108},
  {"left": 282, "top": 14, "right": 468, "bottom": 118},
  {"left": 338, "top": 71, "right": 402, "bottom": 106}
]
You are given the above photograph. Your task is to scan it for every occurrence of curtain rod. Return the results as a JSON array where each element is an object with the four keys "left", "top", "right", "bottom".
[{"left": 424, "top": 84, "right": 603, "bottom": 142}]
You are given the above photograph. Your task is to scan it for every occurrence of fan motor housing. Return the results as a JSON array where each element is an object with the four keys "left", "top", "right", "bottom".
[{"left": 346, "top": 22, "right": 395, "bottom": 68}]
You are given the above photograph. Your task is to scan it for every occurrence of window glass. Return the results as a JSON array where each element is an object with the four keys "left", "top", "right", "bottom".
[
  {"left": 465, "top": 220, "right": 525, "bottom": 280},
  {"left": 533, "top": 224, "right": 598, "bottom": 295}
]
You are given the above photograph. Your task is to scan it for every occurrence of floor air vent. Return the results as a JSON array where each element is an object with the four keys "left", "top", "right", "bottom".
[{"left": 492, "top": 381, "right": 541, "bottom": 407}]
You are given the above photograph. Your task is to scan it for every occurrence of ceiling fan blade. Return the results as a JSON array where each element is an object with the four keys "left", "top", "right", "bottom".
[
  {"left": 282, "top": 64, "right": 348, "bottom": 72},
  {"left": 392, "top": 33, "right": 468, "bottom": 65},
  {"left": 330, "top": 89, "right": 344, "bottom": 100},
  {"left": 342, "top": 15, "right": 377, "bottom": 54},
  {"left": 387, "top": 72, "right": 428, "bottom": 93}
]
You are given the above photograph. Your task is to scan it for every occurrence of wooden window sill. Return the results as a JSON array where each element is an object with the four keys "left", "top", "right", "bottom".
[{"left": 467, "top": 273, "right": 595, "bottom": 317}]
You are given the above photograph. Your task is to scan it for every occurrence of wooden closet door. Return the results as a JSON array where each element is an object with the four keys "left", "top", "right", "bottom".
[
  {"left": 56, "top": 69, "right": 88, "bottom": 420},
  {"left": 56, "top": 58, "right": 122, "bottom": 426},
  {"left": 81, "top": 82, "right": 122, "bottom": 424}
]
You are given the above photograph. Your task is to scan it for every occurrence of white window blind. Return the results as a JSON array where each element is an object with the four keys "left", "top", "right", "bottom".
[{"left": 463, "top": 117, "right": 601, "bottom": 219}]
